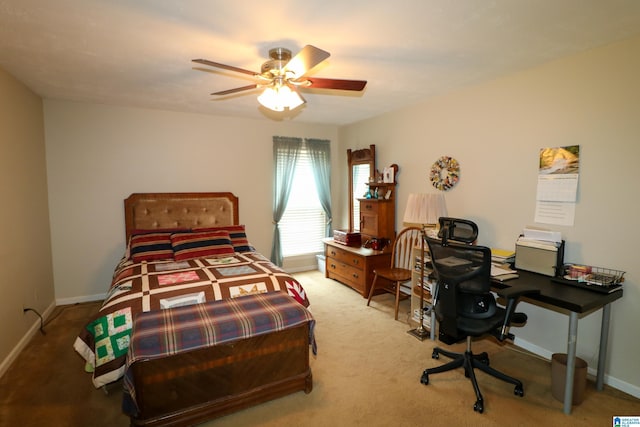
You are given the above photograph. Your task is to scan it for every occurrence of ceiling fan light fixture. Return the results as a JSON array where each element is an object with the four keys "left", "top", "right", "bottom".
[
  {"left": 194, "top": 44, "right": 366, "bottom": 112},
  {"left": 257, "top": 84, "right": 305, "bottom": 112}
]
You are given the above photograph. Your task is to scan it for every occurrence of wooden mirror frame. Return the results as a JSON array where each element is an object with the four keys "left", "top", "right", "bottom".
[{"left": 347, "top": 144, "right": 376, "bottom": 232}]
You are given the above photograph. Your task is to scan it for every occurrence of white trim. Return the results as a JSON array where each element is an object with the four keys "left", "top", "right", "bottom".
[
  {"left": 286, "top": 265, "right": 318, "bottom": 273},
  {"left": 0, "top": 301, "right": 56, "bottom": 379},
  {"left": 56, "top": 293, "right": 107, "bottom": 306}
]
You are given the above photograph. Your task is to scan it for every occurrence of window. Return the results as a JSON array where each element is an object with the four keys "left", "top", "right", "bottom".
[{"left": 279, "top": 147, "right": 326, "bottom": 257}]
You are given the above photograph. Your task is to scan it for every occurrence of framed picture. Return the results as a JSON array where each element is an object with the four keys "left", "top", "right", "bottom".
[{"left": 383, "top": 166, "right": 394, "bottom": 183}]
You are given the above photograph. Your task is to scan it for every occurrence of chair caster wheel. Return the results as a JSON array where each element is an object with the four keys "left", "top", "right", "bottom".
[
  {"left": 514, "top": 385, "right": 524, "bottom": 397},
  {"left": 420, "top": 372, "right": 429, "bottom": 385},
  {"left": 474, "top": 399, "right": 484, "bottom": 413},
  {"left": 431, "top": 349, "right": 439, "bottom": 359}
]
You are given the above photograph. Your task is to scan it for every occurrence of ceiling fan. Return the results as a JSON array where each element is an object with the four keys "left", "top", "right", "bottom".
[{"left": 192, "top": 45, "right": 367, "bottom": 112}]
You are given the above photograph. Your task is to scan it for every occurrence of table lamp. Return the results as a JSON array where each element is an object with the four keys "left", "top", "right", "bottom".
[{"left": 403, "top": 193, "right": 447, "bottom": 340}]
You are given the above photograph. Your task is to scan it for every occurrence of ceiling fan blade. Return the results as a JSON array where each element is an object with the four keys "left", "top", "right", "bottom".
[
  {"left": 192, "top": 59, "right": 258, "bottom": 77},
  {"left": 285, "top": 45, "right": 330, "bottom": 78},
  {"left": 304, "top": 77, "right": 367, "bottom": 91},
  {"left": 212, "top": 84, "right": 259, "bottom": 96}
]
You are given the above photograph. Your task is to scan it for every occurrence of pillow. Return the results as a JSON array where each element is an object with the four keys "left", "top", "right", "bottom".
[
  {"left": 193, "top": 225, "right": 254, "bottom": 253},
  {"left": 129, "top": 232, "right": 176, "bottom": 262},
  {"left": 170, "top": 230, "right": 235, "bottom": 261}
]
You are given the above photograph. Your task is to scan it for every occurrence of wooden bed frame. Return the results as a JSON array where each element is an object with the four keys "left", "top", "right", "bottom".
[{"left": 123, "top": 192, "right": 313, "bottom": 427}]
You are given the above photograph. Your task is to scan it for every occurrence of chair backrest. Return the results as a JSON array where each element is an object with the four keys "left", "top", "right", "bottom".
[
  {"left": 390, "top": 227, "right": 423, "bottom": 270},
  {"left": 426, "top": 236, "right": 495, "bottom": 338},
  {"left": 437, "top": 217, "right": 478, "bottom": 245}
]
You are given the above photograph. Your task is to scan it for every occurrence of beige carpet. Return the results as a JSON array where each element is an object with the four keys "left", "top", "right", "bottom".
[{"left": 1, "top": 270, "right": 638, "bottom": 426}]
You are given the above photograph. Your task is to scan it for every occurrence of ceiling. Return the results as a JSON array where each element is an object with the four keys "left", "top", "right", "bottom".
[{"left": 2, "top": 1, "right": 640, "bottom": 126}]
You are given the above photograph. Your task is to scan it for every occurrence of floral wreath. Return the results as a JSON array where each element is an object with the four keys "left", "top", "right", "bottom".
[{"left": 429, "top": 156, "right": 460, "bottom": 191}]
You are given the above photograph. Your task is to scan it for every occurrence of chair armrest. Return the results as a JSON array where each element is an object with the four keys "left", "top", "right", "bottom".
[{"left": 495, "top": 286, "right": 540, "bottom": 341}]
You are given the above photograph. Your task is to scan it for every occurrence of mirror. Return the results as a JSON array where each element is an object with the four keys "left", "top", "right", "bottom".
[{"left": 347, "top": 145, "right": 376, "bottom": 232}]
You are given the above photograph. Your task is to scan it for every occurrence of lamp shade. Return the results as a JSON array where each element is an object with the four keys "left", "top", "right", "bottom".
[
  {"left": 257, "top": 84, "right": 305, "bottom": 111},
  {"left": 403, "top": 193, "right": 447, "bottom": 225}
]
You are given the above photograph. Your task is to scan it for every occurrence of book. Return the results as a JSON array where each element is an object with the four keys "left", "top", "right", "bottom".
[
  {"left": 491, "top": 248, "right": 516, "bottom": 259},
  {"left": 491, "top": 247, "right": 516, "bottom": 264}
]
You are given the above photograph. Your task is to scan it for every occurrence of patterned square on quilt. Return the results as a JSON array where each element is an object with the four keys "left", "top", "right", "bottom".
[{"left": 171, "top": 230, "right": 235, "bottom": 261}]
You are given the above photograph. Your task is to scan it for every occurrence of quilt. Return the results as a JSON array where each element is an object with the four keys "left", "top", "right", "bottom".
[
  {"left": 122, "top": 291, "right": 315, "bottom": 416},
  {"left": 73, "top": 251, "right": 309, "bottom": 387}
]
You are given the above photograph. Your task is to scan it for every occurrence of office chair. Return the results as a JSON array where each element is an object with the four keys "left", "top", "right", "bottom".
[
  {"left": 421, "top": 220, "right": 539, "bottom": 413},
  {"left": 367, "top": 226, "right": 422, "bottom": 320}
]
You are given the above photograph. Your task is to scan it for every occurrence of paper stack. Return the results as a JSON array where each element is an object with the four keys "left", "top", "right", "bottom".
[
  {"left": 517, "top": 226, "right": 562, "bottom": 250},
  {"left": 491, "top": 248, "right": 516, "bottom": 264}
]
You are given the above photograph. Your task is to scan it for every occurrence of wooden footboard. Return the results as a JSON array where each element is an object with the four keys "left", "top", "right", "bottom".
[{"left": 128, "top": 323, "right": 312, "bottom": 427}]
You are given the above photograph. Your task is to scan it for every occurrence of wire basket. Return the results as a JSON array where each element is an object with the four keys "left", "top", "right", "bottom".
[{"left": 562, "top": 264, "right": 625, "bottom": 287}]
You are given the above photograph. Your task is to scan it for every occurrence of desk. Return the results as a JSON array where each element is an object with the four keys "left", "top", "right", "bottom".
[{"left": 492, "top": 270, "right": 623, "bottom": 414}]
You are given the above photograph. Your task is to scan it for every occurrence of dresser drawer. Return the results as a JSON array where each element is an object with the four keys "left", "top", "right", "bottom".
[
  {"left": 326, "top": 260, "right": 366, "bottom": 294},
  {"left": 325, "top": 245, "right": 364, "bottom": 269},
  {"left": 360, "top": 200, "right": 380, "bottom": 215},
  {"left": 323, "top": 239, "right": 392, "bottom": 298}
]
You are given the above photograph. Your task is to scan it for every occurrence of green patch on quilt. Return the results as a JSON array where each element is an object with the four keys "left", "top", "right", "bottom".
[{"left": 87, "top": 307, "right": 133, "bottom": 366}]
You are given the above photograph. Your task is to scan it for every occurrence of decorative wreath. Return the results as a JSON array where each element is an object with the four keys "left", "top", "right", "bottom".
[{"left": 429, "top": 156, "right": 460, "bottom": 191}]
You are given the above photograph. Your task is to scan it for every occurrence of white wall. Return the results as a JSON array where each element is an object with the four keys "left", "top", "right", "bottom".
[
  {"left": 339, "top": 35, "right": 640, "bottom": 396},
  {"left": 43, "top": 102, "right": 339, "bottom": 302}
]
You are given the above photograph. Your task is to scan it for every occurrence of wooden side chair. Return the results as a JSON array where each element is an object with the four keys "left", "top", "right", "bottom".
[{"left": 366, "top": 226, "right": 422, "bottom": 320}]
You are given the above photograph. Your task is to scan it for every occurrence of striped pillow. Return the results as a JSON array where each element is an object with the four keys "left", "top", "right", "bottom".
[
  {"left": 130, "top": 232, "right": 175, "bottom": 262},
  {"left": 194, "top": 225, "right": 254, "bottom": 253},
  {"left": 171, "top": 230, "right": 235, "bottom": 261}
]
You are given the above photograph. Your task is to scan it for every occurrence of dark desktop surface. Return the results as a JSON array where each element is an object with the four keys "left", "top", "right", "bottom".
[{"left": 492, "top": 269, "right": 623, "bottom": 313}]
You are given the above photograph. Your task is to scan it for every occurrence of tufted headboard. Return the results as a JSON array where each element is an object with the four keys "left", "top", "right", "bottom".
[{"left": 124, "top": 192, "right": 239, "bottom": 241}]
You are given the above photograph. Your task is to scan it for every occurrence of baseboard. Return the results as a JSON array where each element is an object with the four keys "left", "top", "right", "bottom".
[
  {"left": 514, "top": 336, "right": 640, "bottom": 399},
  {"left": 56, "top": 293, "right": 107, "bottom": 306},
  {"left": 0, "top": 301, "right": 56, "bottom": 379},
  {"left": 284, "top": 264, "right": 318, "bottom": 273}
]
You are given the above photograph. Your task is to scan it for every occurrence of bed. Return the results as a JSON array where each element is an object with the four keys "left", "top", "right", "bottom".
[{"left": 73, "top": 192, "right": 315, "bottom": 426}]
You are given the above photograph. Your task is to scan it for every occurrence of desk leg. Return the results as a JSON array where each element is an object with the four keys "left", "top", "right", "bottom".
[
  {"left": 430, "top": 283, "right": 439, "bottom": 341},
  {"left": 596, "top": 303, "right": 611, "bottom": 391},
  {"left": 563, "top": 311, "right": 579, "bottom": 415},
  {"left": 430, "top": 310, "right": 436, "bottom": 340}
]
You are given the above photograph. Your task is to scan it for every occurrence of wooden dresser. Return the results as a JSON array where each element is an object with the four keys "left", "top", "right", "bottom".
[{"left": 323, "top": 238, "right": 391, "bottom": 298}]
